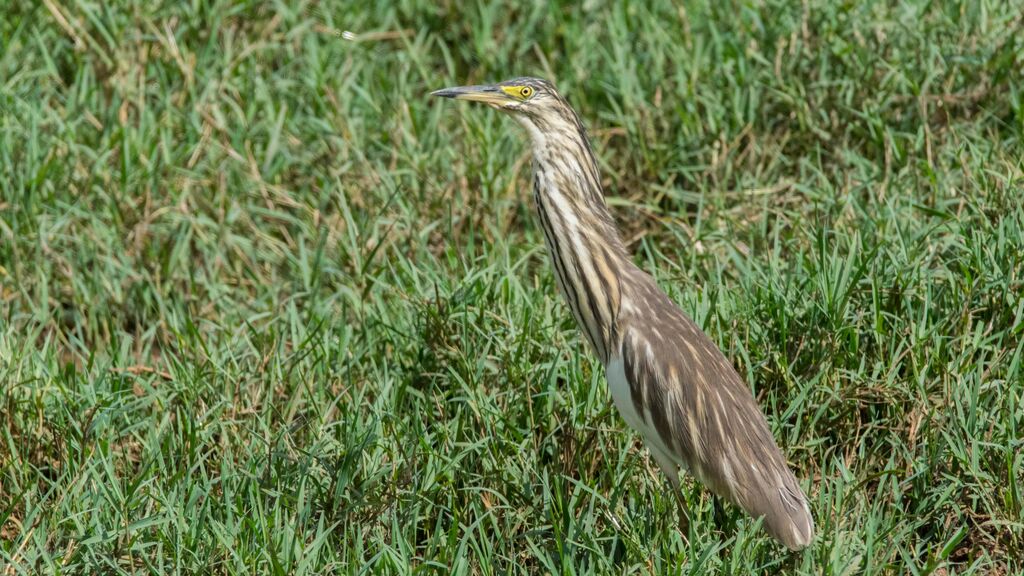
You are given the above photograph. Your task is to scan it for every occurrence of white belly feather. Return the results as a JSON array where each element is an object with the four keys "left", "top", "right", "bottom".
[{"left": 606, "top": 354, "right": 677, "bottom": 464}]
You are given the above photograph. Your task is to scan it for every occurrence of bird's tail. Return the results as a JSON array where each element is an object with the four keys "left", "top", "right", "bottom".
[
  {"left": 761, "top": 475, "right": 814, "bottom": 551},
  {"left": 701, "top": 437, "right": 814, "bottom": 550}
]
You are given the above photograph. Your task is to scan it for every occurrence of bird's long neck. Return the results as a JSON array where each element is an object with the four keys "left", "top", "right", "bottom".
[{"left": 522, "top": 112, "right": 629, "bottom": 365}]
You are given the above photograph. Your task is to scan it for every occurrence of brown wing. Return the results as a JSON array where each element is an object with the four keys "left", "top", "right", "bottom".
[{"left": 618, "top": 280, "right": 814, "bottom": 550}]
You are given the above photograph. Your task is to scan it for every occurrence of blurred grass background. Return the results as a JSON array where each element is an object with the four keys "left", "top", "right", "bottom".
[{"left": 1, "top": 0, "right": 1023, "bottom": 573}]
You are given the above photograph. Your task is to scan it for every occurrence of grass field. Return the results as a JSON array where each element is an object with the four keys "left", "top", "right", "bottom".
[{"left": 2, "top": 0, "right": 1023, "bottom": 573}]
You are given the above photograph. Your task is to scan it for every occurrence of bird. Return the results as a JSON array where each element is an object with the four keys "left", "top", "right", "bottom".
[{"left": 431, "top": 77, "right": 814, "bottom": 551}]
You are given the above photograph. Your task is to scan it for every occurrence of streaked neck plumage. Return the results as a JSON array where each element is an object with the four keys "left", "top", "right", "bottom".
[{"left": 516, "top": 105, "right": 630, "bottom": 365}]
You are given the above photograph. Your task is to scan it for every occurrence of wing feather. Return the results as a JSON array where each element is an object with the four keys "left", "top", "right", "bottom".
[{"left": 617, "top": 284, "right": 814, "bottom": 550}]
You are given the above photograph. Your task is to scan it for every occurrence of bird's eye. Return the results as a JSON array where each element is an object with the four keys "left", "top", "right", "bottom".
[{"left": 520, "top": 86, "right": 533, "bottom": 98}]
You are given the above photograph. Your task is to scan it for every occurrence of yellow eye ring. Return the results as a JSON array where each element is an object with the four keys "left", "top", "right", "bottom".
[{"left": 520, "top": 86, "right": 533, "bottom": 98}]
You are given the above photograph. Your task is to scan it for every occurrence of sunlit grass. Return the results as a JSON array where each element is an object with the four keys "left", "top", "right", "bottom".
[{"left": 1, "top": 0, "right": 1022, "bottom": 573}]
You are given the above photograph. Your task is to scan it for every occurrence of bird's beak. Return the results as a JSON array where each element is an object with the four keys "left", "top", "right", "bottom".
[{"left": 430, "top": 84, "right": 511, "bottom": 107}]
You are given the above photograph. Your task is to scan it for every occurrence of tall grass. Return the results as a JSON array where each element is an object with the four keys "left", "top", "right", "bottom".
[{"left": 1, "top": 0, "right": 1022, "bottom": 573}]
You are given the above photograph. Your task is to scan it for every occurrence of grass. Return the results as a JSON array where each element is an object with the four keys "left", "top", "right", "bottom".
[{"left": 1, "top": 0, "right": 1023, "bottom": 573}]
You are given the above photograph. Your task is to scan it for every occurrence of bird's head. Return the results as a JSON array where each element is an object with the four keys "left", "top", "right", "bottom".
[
  {"left": 431, "top": 76, "right": 559, "bottom": 112},
  {"left": 431, "top": 77, "right": 582, "bottom": 148}
]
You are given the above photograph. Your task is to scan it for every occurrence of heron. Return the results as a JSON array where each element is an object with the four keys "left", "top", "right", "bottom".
[{"left": 431, "top": 77, "right": 814, "bottom": 550}]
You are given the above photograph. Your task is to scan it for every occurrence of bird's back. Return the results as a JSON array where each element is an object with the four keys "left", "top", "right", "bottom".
[{"left": 612, "top": 269, "right": 814, "bottom": 550}]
